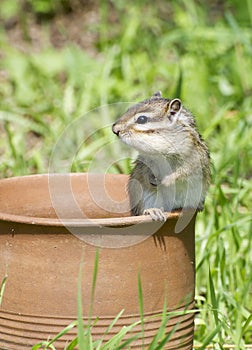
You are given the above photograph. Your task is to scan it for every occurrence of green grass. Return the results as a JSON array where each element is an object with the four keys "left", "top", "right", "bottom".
[{"left": 0, "top": 0, "right": 252, "bottom": 349}]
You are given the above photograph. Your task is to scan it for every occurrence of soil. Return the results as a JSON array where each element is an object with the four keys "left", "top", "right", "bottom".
[{"left": 1, "top": 1, "right": 100, "bottom": 55}]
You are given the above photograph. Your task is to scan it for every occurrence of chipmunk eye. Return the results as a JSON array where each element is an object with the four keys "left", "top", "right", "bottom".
[{"left": 136, "top": 115, "right": 148, "bottom": 124}]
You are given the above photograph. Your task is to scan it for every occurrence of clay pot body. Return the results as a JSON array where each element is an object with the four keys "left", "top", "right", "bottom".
[{"left": 0, "top": 174, "right": 196, "bottom": 349}]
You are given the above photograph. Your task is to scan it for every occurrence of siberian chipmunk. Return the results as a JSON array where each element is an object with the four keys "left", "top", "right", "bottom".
[{"left": 112, "top": 91, "right": 210, "bottom": 221}]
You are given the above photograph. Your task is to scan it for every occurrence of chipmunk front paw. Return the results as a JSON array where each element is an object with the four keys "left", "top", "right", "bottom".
[{"left": 143, "top": 207, "right": 166, "bottom": 221}]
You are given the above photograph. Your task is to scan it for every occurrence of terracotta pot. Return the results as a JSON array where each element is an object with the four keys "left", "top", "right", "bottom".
[{"left": 0, "top": 173, "right": 196, "bottom": 350}]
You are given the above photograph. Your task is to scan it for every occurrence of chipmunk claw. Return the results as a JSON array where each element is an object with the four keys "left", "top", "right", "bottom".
[{"left": 143, "top": 208, "right": 166, "bottom": 221}]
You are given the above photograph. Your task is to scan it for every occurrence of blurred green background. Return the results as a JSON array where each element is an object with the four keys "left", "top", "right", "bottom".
[{"left": 0, "top": 0, "right": 252, "bottom": 348}]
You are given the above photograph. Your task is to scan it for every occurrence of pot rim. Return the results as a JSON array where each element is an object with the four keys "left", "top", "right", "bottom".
[
  {"left": 0, "top": 173, "right": 182, "bottom": 227},
  {"left": 0, "top": 211, "right": 182, "bottom": 227}
]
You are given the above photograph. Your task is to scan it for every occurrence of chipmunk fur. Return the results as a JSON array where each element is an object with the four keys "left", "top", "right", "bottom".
[{"left": 112, "top": 91, "right": 210, "bottom": 221}]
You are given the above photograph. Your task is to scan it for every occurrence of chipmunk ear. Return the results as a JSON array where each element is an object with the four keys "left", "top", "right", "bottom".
[
  {"left": 168, "top": 98, "right": 182, "bottom": 116},
  {"left": 150, "top": 91, "right": 162, "bottom": 99}
]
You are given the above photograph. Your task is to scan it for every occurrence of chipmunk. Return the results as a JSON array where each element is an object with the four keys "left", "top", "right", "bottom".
[{"left": 112, "top": 91, "right": 210, "bottom": 221}]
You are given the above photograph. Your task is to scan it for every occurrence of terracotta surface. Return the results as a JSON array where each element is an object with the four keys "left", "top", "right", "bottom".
[{"left": 0, "top": 173, "right": 196, "bottom": 349}]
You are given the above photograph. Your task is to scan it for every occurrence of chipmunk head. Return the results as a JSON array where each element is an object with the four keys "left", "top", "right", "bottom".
[{"left": 112, "top": 92, "right": 196, "bottom": 155}]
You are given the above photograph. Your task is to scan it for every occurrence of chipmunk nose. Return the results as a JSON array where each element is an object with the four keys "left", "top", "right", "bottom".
[{"left": 112, "top": 123, "right": 120, "bottom": 136}]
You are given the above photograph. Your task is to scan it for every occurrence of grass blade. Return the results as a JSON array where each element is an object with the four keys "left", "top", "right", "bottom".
[
  {"left": 89, "top": 249, "right": 100, "bottom": 322},
  {"left": 115, "top": 334, "right": 141, "bottom": 350},
  {"left": 103, "top": 309, "right": 125, "bottom": 337},
  {"left": 0, "top": 274, "right": 7, "bottom": 306},
  {"left": 148, "top": 287, "right": 169, "bottom": 350},
  {"left": 77, "top": 258, "right": 86, "bottom": 349},
  {"left": 172, "top": 66, "right": 183, "bottom": 99},
  {"left": 208, "top": 267, "right": 224, "bottom": 345},
  {"left": 101, "top": 321, "right": 141, "bottom": 349},
  {"left": 65, "top": 337, "right": 78, "bottom": 350},
  {"left": 197, "top": 323, "right": 223, "bottom": 350},
  {"left": 153, "top": 324, "right": 178, "bottom": 350},
  {"left": 138, "top": 271, "right": 145, "bottom": 348},
  {"left": 77, "top": 249, "right": 99, "bottom": 349},
  {"left": 46, "top": 322, "right": 77, "bottom": 347},
  {"left": 242, "top": 313, "right": 252, "bottom": 336},
  {"left": 208, "top": 267, "right": 219, "bottom": 326}
]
